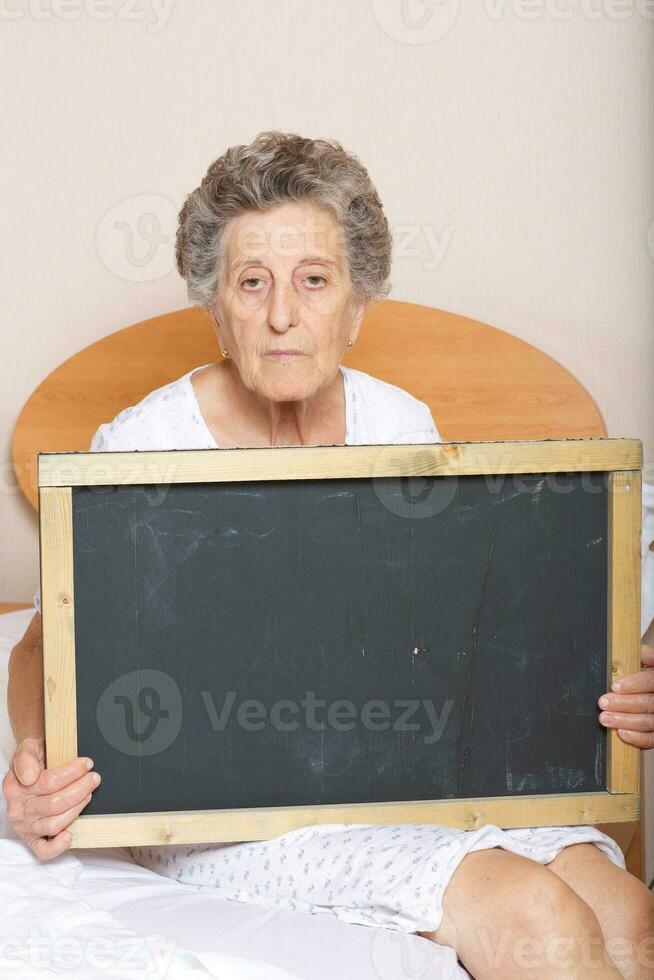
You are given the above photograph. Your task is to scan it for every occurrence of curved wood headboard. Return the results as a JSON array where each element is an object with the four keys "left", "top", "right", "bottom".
[{"left": 12, "top": 300, "right": 606, "bottom": 510}]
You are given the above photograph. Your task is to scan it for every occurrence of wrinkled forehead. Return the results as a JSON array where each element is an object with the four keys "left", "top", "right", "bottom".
[{"left": 222, "top": 204, "right": 346, "bottom": 271}]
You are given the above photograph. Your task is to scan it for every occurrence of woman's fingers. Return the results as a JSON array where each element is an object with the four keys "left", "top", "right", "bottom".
[
  {"left": 21, "top": 765, "right": 101, "bottom": 860},
  {"left": 640, "top": 643, "right": 654, "bottom": 666},
  {"left": 599, "top": 694, "right": 654, "bottom": 747},
  {"left": 11, "top": 737, "right": 46, "bottom": 786},
  {"left": 599, "top": 692, "right": 654, "bottom": 714},
  {"left": 613, "top": 729, "right": 654, "bottom": 749},
  {"left": 596, "top": 644, "right": 654, "bottom": 705},
  {"left": 2, "top": 749, "right": 100, "bottom": 861},
  {"left": 24, "top": 769, "right": 101, "bottom": 823},
  {"left": 29, "top": 757, "right": 95, "bottom": 798},
  {"left": 25, "top": 791, "right": 94, "bottom": 842},
  {"left": 608, "top": 670, "right": 654, "bottom": 694},
  {"left": 30, "top": 829, "right": 74, "bottom": 862},
  {"left": 599, "top": 710, "right": 654, "bottom": 732},
  {"left": 595, "top": 644, "right": 654, "bottom": 750}
]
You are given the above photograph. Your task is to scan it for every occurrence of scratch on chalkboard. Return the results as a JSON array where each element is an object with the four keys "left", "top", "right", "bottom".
[
  {"left": 530, "top": 477, "right": 547, "bottom": 517},
  {"left": 244, "top": 524, "right": 279, "bottom": 540},
  {"left": 354, "top": 489, "right": 362, "bottom": 535},
  {"left": 321, "top": 724, "right": 325, "bottom": 800},
  {"left": 554, "top": 767, "right": 587, "bottom": 790},
  {"left": 534, "top": 476, "right": 546, "bottom": 495},
  {"left": 594, "top": 734, "right": 603, "bottom": 785},
  {"left": 410, "top": 506, "right": 417, "bottom": 799},
  {"left": 458, "top": 521, "right": 498, "bottom": 795},
  {"left": 133, "top": 488, "right": 143, "bottom": 806},
  {"left": 506, "top": 744, "right": 541, "bottom": 792},
  {"left": 182, "top": 667, "right": 188, "bottom": 801},
  {"left": 494, "top": 488, "right": 522, "bottom": 505}
]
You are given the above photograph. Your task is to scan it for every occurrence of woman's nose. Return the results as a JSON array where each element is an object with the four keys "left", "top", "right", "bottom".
[{"left": 267, "top": 281, "right": 297, "bottom": 331}]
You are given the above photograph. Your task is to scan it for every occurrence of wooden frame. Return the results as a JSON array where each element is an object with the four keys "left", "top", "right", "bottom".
[{"left": 38, "top": 437, "right": 642, "bottom": 849}]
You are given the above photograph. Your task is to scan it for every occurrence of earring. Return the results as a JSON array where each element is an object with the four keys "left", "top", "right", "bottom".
[
  {"left": 222, "top": 348, "right": 229, "bottom": 358},
  {"left": 347, "top": 340, "right": 354, "bottom": 348}
]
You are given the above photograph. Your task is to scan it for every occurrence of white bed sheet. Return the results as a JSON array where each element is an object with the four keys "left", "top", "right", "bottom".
[{"left": 0, "top": 609, "right": 469, "bottom": 980}]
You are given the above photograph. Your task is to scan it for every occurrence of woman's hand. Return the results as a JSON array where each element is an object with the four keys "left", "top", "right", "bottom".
[
  {"left": 2, "top": 737, "right": 101, "bottom": 860},
  {"left": 597, "top": 642, "right": 654, "bottom": 749}
]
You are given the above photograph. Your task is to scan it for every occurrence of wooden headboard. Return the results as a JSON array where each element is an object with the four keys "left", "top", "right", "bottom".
[{"left": 12, "top": 300, "right": 606, "bottom": 510}]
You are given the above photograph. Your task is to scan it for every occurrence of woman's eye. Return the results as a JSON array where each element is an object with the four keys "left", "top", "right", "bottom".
[{"left": 240, "top": 274, "right": 326, "bottom": 289}]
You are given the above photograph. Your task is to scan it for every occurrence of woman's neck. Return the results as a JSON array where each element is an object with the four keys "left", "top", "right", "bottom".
[{"left": 191, "top": 361, "right": 347, "bottom": 448}]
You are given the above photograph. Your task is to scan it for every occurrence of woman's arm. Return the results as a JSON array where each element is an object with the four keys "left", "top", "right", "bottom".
[
  {"left": 8, "top": 610, "right": 45, "bottom": 745},
  {"left": 2, "top": 611, "right": 101, "bottom": 860}
]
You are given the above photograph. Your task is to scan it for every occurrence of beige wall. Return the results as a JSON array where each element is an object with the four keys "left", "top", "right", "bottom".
[{"left": 1, "top": 2, "right": 652, "bottom": 875}]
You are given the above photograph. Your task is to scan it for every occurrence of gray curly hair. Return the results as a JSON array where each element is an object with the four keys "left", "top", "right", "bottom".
[{"left": 175, "top": 131, "right": 393, "bottom": 311}]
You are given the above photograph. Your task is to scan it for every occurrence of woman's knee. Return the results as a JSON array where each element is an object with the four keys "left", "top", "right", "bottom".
[
  {"left": 550, "top": 841, "right": 654, "bottom": 962},
  {"left": 431, "top": 848, "right": 604, "bottom": 961},
  {"left": 516, "top": 864, "right": 602, "bottom": 938},
  {"left": 620, "top": 881, "right": 654, "bottom": 967}
]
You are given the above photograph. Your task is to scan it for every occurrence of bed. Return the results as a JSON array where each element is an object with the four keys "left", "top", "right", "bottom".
[{"left": 3, "top": 300, "right": 651, "bottom": 979}]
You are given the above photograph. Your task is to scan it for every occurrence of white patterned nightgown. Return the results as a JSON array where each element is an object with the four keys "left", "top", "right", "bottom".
[{"left": 129, "top": 822, "right": 625, "bottom": 934}]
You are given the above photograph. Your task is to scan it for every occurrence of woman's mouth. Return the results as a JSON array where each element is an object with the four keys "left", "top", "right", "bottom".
[{"left": 264, "top": 350, "right": 307, "bottom": 361}]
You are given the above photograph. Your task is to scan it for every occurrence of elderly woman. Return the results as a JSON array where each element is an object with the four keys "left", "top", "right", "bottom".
[{"left": 5, "top": 131, "right": 654, "bottom": 979}]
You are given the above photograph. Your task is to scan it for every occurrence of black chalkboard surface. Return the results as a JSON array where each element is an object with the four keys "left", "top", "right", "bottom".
[
  {"left": 37, "top": 440, "right": 642, "bottom": 847},
  {"left": 73, "top": 471, "right": 609, "bottom": 814}
]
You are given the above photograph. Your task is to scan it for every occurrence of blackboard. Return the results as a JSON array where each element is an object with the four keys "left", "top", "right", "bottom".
[
  {"left": 71, "top": 470, "right": 609, "bottom": 816},
  {"left": 37, "top": 440, "right": 642, "bottom": 846}
]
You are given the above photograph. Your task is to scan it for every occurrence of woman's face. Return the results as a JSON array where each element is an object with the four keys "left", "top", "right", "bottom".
[{"left": 211, "top": 200, "right": 367, "bottom": 402}]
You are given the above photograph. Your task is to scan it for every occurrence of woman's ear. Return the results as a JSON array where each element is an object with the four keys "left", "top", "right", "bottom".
[
  {"left": 349, "top": 298, "right": 369, "bottom": 345},
  {"left": 206, "top": 305, "right": 224, "bottom": 350}
]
